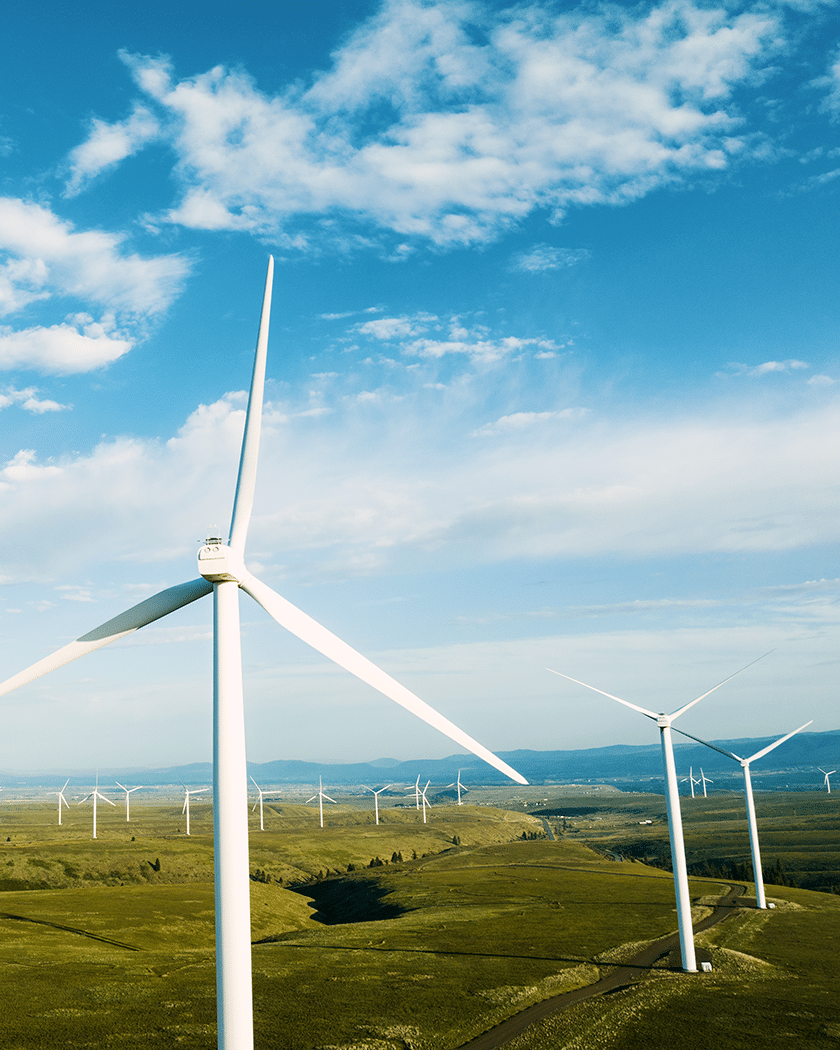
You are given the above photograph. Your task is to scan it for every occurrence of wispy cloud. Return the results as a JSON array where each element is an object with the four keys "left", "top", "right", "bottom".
[
  {"left": 63, "top": 0, "right": 787, "bottom": 248},
  {"left": 510, "top": 245, "right": 591, "bottom": 273},
  {"left": 718, "top": 358, "right": 810, "bottom": 378}
]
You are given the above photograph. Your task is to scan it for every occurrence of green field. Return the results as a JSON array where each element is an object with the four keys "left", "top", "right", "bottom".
[{"left": 1, "top": 792, "right": 838, "bottom": 1049}]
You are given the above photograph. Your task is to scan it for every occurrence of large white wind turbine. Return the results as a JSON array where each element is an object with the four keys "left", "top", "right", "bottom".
[
  {"left": 675, "top": 721, "right": 812, "bottom": 909},
  {"left": 49, "top": 779, "right": 70, "bottom": 826},
  {"left": 250, "top": 776, "right": 282, "bottom": 832},
  {"left": 549, "top": 654, "right": 769, "bottom": 973},
  {"left": 78, "top": 776, "right": 115, "bottom": 839},
  {"left": 0, "top": 258, "right": 525, "bottom": 1050},
  {"left": 181, "top": 785, "right": 208, "bottom": 837},
  {"left": 115, "top": 782, "right": 144, "bottom": 822},
  {"left": 818, "top": 767, "right": 836, "bottom": 793},
  {"left": 407, "top": 775, "right": 422, "bottom": 809},
  {"left": 362, "top": 783, "right": 391, "bottom": 826},
  {"left": 306, "top": 776, "right": 336, "bottom": 828}
]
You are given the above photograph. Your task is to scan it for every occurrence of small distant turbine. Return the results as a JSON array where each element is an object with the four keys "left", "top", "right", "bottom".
[
  {"left": 306, "top": 777, "right": 336, "bottom": 828},
  {"left": 362, "top": 784, "right": 391, "bottom": 826},
  {"left": 78, "top": 776, "right": 116, "bottom": 839},
  {"left": 676, "top": 720, "right": 812, "bottom": 909},
  {"left": 182, "top": 785, "right": 208, "bottom": 836},
  {"left": 445, "top": 769, "right": 468, "bottom": 805},
  {"left": 699, "top": 768, "right": 713, "bottom": 797},
  {"left": 420, "top": 780, "right": 432, "bottom": 824},
  {"left": 680, "top": 767, "right": 700, "bottom": 799},
  {"left": 250, "top": 776, "right": 282, "bottom": 831},
  {"left": 115, "top": 782, "right": 144, "bottom": 822},
  {"left": 549, "top": 653, "right": 770, "bottom": 972},
  {"left": 406, "top": 775, "right": 421, "bottom": 810},
  {"left": 818, "top": 767, "right": 836, "bottom": 793},
  {"left": 49, "top": 779, "right": 70, "bottom": 826}
]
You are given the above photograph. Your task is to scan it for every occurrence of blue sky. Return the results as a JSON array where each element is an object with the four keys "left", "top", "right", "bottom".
[{"left": 0, "top": 0, "right": 837, "bottom": 773}]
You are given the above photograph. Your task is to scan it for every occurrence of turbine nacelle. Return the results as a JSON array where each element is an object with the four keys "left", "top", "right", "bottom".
[{"left": 198, "top": 541, "right": 247, "bottom": 583}]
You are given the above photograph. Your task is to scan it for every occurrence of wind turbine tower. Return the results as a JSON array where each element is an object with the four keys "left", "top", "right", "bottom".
[
  {"left": 250, "top": 776, "right": 282, "bottom": 832},
  {"left": 306, "top": 776, "right": 337, "bottom": 829},
  {"left": 549, "top": 654, "right": 769, "bottom": 972},
  {"left": 181, "top": 785, "right": 208, "bottom": 836},
  {"left": 78, "top": 776, "right": 116, "bottom": 839},
  {"left": 362, "top": 784, "right": 391, "bottom": 825},
  {"left": 677, "top": 721, "right": 812, "bottom": 909},
  {"left": 699, "top": 768, "right": 712, "bottom": 797},
  {"left": 818, "top": 767, "right": 836, "bottom": 793},
  {"left": 49, "top": 779, "right": 70, "bottom": 826},
  {"left": 0, "top": 260, "right": 526, "bottom": 1050},
  {"left": 115, "top": 782, "right": 144, "bottom": 821},
  {"left": 420, "top": 780, "right": 432, "bottom": 824}
]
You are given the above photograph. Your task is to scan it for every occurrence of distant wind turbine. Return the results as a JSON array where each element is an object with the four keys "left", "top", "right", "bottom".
[
  {"left": 78, "top": 776, "right": 115, "bottom": 839},
  {"left": 420, "top": 780, "right": 432, "bottom": 824},
  {"left": 549, "top": 653, "right": 770, "bottom": 972},
  {"left": 406, "top": 775, "right": 421, "bottom": 810},
  {"left": 445, "top": 769, "right": 468, "bottom": 805},
  {"left": 49, "top": 779, "right": 70, "bottom": 826},
  {"left": 699, "top": 768, "right": 713, "bottom": 797},
  {"left": 0, "top": 258, "right": 525, "bottom": 1050},
  {"left": 675, "top": 720, "right": 812, "bottom": 909},
  {"left": 818, "top": 767, "right": 836, "bottom": 793},
  {"left": 182, "top": 785, "right": 208, "bottom": 837},
  {"left": 115, "top": 782, "right": 144, "bottom": 822},
  {"left": 306, "top": 776, "right": 336, "bottom": 828},
  {"left": 250, "top": 776, "right": 282, "bottom": 832},
  {"left": 362, "top": 784, "right": 391, "bottom": 825},
  {"left": 680, "top": 767, "right": 700, "bottom": 799}
]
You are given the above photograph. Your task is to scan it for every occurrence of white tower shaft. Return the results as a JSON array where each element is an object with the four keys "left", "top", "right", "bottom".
[
  {"left": 659, "top": 721, "right": 697, "bottom": 972},
  {"left": 213, "top": 580, "right": 254, "bottom": 1050},
  {"left": 742, "top": 763, "right": 766, "bottom": 909}
]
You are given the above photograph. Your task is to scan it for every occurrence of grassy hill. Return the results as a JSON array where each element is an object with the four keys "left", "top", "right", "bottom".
[{"left": 0, "top": 795, "right": 838, "bottom": 1048}]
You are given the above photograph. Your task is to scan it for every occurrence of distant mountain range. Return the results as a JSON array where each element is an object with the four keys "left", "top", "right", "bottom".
[{"left": 2, "top": 729, "right": 837, "bottom": 792}]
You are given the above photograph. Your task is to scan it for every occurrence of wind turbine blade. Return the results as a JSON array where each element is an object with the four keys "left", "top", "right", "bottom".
[
  {"left": 671, "top": 725, "right": 742, "bottom": 761},
  {"left": 745, "top": 721, "right": 813, "bottom": 764},
  {"left": 671, "top": 651, "right": 775, "bottom": 720},
  {"left": 229, "top": 256, "right": 274, "bottom": 553},
  {"left": 0, "top": 579, "right": 212, "bottom": 698},
  {"left": 100, "top": 794, "right": 116, "bottom": 807},
  {"left": 323, "top": 794, "right": 337, "bottom": 804},
  {"left": 547, "top": 669, "right": 657, "bottom": 720},
  {"left": 241, "top": 575, "right": 527, "bottom": 784}
]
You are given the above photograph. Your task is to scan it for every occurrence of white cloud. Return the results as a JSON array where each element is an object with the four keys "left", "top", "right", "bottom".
[
  {"left": 808, "top": 373, "right": 834, "bottom": 386},
  {"left": 64, "top": 104, "right": 161, "bottom": 197},
  {"left": 471, "top": 408, "right": 587, "bottom": 437},
  {"left": 0, "top": 385, "right": 70, "bottom": 413},
  {"left": 511, "top": 245, "right": 591, "bottom": 272},
  {"left": 0, "top": 197, "right": 191, "bottom": 374},
  {"left": 65, "top": 0, "right": 786, "bottom": 248},
  {"left": 0, "top": 318, "right": 132, "bottom": 374},
  {"left": 720, "top": 358, "right": 810, "bottom": 378}
]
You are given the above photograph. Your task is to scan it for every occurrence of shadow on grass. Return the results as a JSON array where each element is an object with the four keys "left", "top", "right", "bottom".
[{"left": 0, "top": 912, "right": 144, "bottom": 951}]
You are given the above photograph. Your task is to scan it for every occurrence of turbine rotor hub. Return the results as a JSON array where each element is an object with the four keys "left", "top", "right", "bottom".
[{"left": 198, "top": 541, "right": 246, "bottom": 583}]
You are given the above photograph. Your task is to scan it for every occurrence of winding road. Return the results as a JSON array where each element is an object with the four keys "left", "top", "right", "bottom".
[{"left": 455, "top": 883, "right": 746, "bottom": 1050}]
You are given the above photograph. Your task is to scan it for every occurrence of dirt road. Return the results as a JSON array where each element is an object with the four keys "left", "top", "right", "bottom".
[{"left": 455, "top": 883, "right": 746, "bottom": 1050}]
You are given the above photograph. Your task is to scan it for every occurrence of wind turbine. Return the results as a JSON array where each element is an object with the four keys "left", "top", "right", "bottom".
[
  {"left": 699, "top": 768, "right": 713, "bottom": 797},
  {"left": 680, "top": 767, "right": 701, "bottom": 798},
  {"left": 445, "top": 769, "right": 468, "bottom": 805},
  {"left": 306, "top": 776, "right": 336, "bottom": 828},
  {"left": 549, "top": 654, "right": 769, "bottom": 972},
  {"left": 420, "top": 780, "right": 432, "bottom": 824},
  {"left": 406, "top": 775, "right": 421, "bottom": 810},
  {"left": 181, "top": 785, "right": 208, "bottom": 836},
  {"left": 0, "top": 258, "right": 525, "bottom": 1050},
  {"left": 675, "top": 721, "right": 812, "bottom": 909},
  {"left": 362, "top": 783, "right": 391, "bottom": 825},
  {"left": 818, "top": 767, "right": 836, "bottom": 793},
  {"left": 250, "top": 776, "right": 282, "bottom": 831},
  {"left": 49, "top": 779, "right": 70, "bottom": 826},
  {"left": 115, "top": 782, "right": 144, "bottom": 822},
  {"left": 78, "top": 776, "right": 115, "bottom": 839}
]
